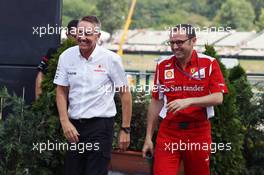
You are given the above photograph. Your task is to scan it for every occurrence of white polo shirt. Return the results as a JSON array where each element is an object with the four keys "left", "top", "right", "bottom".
[{"left": 53, "top": 45, "right": 128, "bottom": 119}]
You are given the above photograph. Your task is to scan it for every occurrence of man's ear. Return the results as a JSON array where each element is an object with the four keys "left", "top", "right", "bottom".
[
  {"left": 97, "top": 32, "right": 101, "bottom": 39},
  {"left": 192, "top": 37, "right": 197, "bottom": 44}
]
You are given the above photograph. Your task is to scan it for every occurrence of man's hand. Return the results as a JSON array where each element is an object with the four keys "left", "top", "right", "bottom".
[
  {"left": 142, "top": 98, "right": 163, "bottom": 158},
  {"left": 118, "top": 130, "right": 130, "bottom": 151},
  {"left": 166, "top": 98, "right": 192, "bottom": 114},
  {"left": 166, "top": 93, "right": 224, "bottom": 114},
  {"left": 118, "top": 86, "right": 132, "bottom": 151},
  {"left": 61, "top": 120, "right": 80, "bottom": 143},
  {"left": 35, "top": 72, "right": 44, "bottom": 100},
  {"left": 142, "top": 138, "right": 154, "bottom": 158}
]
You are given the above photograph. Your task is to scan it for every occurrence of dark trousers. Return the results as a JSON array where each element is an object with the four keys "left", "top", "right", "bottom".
[{"left": 64, "top": 117, "right": 114, "bottom": 175}]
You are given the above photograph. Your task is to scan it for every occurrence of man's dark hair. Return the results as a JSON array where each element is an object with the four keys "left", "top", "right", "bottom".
[
  {"left": 67, "top": 19, "right": 79, "bottom": 31},
  {"left": 80, "top": 15, "right": 101, "bottom": 29},
  {"left": 173, "top": 24, "right": 196, "bottom": 38}
]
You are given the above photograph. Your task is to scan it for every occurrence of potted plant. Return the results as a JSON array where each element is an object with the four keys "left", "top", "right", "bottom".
[
  {"left": 110, "top": 91, "right": 153, "bottom": 174},
  {"left": 110, "top": 89, "right": 187, "bottom": 175}
]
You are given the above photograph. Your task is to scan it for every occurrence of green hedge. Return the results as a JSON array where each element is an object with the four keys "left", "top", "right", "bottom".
[{"left": 204, "top": 45, "right": 245, "bottom": 174}]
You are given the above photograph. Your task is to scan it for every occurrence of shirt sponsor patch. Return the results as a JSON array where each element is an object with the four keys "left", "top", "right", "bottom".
[
  {"left": 165, "top": 63, "right": 171, "bottom": 68},
  {"left": 192, "top": 67, "right": 205, "bottom": 79},
  {"left": 165, "top": 69, "right": 174, "bottom": 79},
  {"left": 94, "top": 64, "right": 106, "bottom": 72},
  {"left": 68, "top": 71, "right": 77, "bottom": 75}
]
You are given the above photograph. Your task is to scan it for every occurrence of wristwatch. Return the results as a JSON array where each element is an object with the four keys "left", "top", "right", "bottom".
[{"left": 121, "top": 127, "right": 131, "bottom": 134}]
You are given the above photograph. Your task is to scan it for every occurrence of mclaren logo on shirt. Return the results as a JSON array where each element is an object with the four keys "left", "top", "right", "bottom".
[
  {"left": 165, "top": 69, "right": 174, "bottom": 79},
  {"left": 94, "top": 64, "right": 106, "bottom": 72}
]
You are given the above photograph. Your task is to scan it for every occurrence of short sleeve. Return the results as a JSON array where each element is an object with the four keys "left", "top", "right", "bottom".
[
  {"left": 109, "top": 56, "right": 128, "bottom": 88},
  {"left": 53, "top": 55, "right": 69, "bottom": 86},
  {"left": 37, "top": 56, "right": 49, "bottom": 74},
  {"left": 37, "top": 48, "right": 57, "bottom": 74},
  {"left": 209, "top": 59, "right": 228, "bottom": 94},
  {"left": 152, "top": 64, "right": 164, "bottom": 100}
]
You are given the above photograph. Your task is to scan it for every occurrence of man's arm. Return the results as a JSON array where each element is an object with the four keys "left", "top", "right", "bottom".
[
  {"left": 142, "top": 98, "right": 164, "bottom": 158},
  {"left": 118, "top": 86, "right": 132, "bottom": 151},
  {"left": 56, "top": 85, "right": 79, "bottom": 143},
  {"left": 190, "top": 92, "right": 223, "bottom": 107},
  {"left": 167, "top": 92, "right": 223, "bottom": 114},
  {"left": 35, "top": 72, "right": 44, "bottom": 100}
]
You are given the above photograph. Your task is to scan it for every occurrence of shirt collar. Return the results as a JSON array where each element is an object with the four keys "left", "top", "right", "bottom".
[
  {"left": 190, "top": 50, "right": 198, "bottom": 67},
  {"left": 90, "top": 44, "right": 99, "bottom": 59},
  {"left": 173, "top": 50, "right": 197, "bottom": 68},
  {"left": 78, "top": 44, "right": 99, "bottom": 61}
]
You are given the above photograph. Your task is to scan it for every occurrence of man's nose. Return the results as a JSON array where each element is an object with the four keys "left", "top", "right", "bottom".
[
  {"left": 171, "top": 43, "right": 180, "bottom": 49},
  {"left": 78, "top": 34, "right": 86, "bottom": 40}
]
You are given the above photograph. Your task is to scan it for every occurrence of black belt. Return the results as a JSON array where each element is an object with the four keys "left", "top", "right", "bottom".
[
  {"left": 162, "top": 119, "right": 209, "bottom": 130},
  {"left": 70, "top": 117, "right": 114, "bottom": 123}
]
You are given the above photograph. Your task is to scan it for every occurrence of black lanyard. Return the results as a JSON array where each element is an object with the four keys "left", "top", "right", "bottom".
[{"left": 173, "top": 52, "right": 201, "bottom": 81}]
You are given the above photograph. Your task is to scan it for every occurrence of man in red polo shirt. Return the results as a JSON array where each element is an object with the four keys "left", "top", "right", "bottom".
[{"left": 142, "top": 24, "right": 228, "bottom": 175}]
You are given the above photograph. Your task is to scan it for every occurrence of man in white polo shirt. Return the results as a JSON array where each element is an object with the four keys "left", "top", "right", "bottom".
[{"left": 54, "top": 16, "right": 132, "bottom": 175}]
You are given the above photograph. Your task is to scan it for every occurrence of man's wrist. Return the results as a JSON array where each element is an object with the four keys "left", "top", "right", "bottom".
[
  {"left": 121, "top": 122, "right": 130, "bottom": 128},
  {"left": 60, "top": 117, "right": 70, "bottom": 123},
  {"left": 145, "top": 134, "right": 152, "bottom": 141},
  {"left": 120, "top": 126, "right": 131, "bottom": 134},
  {"left": 187, "top": 97, "right": 194, "bottom": 106}
]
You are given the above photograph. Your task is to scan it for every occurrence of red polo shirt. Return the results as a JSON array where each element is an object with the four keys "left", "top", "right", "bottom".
[{"left": 152, "top": 50, "right": 228, "bottom": 122}]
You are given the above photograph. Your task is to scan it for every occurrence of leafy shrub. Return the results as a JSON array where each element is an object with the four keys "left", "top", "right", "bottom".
[
  {"left": 229, "top": 65, "right": 264, "bottom": 175},
  {"left": 204, "top": 45, "right": 245, "bottom": 174},
  {"left": 0, "top": 39, "right": 76, "bottom": 175},
  {"left": 113, "top": 91, "right": 150, "bottom": 151}
]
